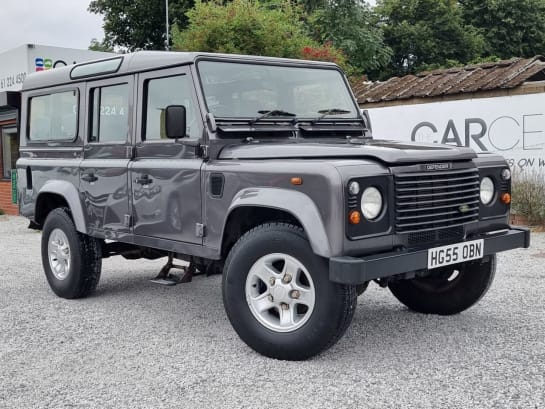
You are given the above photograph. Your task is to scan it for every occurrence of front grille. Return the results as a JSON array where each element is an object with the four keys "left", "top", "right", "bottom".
[
  {"left": 408, "top": 226, "right": 464, "bottom": 248},
  {"left": 395, "top": 167, "right": 480, "bottom": 234}
]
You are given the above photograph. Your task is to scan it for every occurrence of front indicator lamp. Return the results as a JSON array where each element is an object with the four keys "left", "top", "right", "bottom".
[
  {"left": 501, "top": 193, "right": 511, "bottom": 205},
  {"left": 361, "top": 187, "right": 383, "bottom": 220},
  {"left": 348, "top": 210, "right": 361, "bottom": 224},
  {"left": 480, "top": 177, "right": 495, "bottom": 205}
]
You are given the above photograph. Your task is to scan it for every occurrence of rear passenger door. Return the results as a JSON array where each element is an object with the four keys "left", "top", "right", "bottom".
[
  {"left": 130, "top": 66, "right": 204, "bottom": 244},
  {"left": 80, "top": 76, "right": 133, "bottom": 238}
]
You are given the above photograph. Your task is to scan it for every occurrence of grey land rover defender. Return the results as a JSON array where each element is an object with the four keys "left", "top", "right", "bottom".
[{"left": 16, "top": 52, "right": 529, "bottom": 360}]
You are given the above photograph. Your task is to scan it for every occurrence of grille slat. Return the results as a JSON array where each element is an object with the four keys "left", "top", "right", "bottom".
[{"left": 395, "top": 166, "right": 480, "bottom": 234}]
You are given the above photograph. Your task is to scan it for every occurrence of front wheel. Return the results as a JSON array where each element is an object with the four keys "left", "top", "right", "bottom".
[
  {"left": 388, "top": 256, "right": 496, "bottom": 315},
  {"left": 222, "top": 223, "right": 356, "bottom": 360}
]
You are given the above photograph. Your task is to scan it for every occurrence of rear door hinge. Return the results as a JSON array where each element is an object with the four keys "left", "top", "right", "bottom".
[
  {"left": 124, "top": 214, "right": 132, "bottom": 227},
  {"left": 195, "top": 223, "right": 206, "bottom": 238}
]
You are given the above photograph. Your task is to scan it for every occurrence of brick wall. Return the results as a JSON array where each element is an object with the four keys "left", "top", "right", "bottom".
[{"left": 0, "top": 181, "right": 18, "bottom": 215}]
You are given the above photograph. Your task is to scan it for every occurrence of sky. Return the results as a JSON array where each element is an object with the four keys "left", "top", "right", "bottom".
[{"left": 0, "top": 0, "right": 104, "bottom": 53}]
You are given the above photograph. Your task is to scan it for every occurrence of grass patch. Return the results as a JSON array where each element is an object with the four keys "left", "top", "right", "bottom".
[{"left": 511, "top": 169, "right": 545, "bottom": 226}]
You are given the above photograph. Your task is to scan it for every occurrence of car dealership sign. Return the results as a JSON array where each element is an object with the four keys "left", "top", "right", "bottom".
[
  {"left": 367, "top": 93, "right": 545, "bottom": 171},
  {"left": 0, "top": 44, "right": 113, "bottom": 92}
]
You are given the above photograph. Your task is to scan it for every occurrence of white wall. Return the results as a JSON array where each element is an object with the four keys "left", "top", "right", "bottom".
[
  {"left": 0, "top": 44, "right": 114, "bottom": 92},
  {"left": 367, "top": 93, "right": 545, "bottom": 171}
]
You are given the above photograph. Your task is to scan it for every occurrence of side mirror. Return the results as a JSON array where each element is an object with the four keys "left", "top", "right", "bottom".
[{"left": 165, "top": 105, "right": 187, "bottom": 139}]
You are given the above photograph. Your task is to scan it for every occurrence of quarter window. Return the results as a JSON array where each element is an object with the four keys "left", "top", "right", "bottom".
[
  {"left": 144, "top": 75, "right": 199, "bottom": 140},
  {"left": 28, "top": 91, "right": 78, "bottom": 141},
  {"left": 90, "top": 83, "right": 129, "bottom": 143}
]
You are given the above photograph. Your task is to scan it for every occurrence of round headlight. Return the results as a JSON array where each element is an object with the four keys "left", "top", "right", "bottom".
[
  {"left": 361, "top": 187, "right": 383, "bottom": 220},
  {"left": 348, "top": 181, "right": 360, "bottom": 195},
  {"left": 480, "top": 177, "right": 495, "bottom": 205},
  {"left": 501, "top": 168, "right": 511, "bottom": 181}
]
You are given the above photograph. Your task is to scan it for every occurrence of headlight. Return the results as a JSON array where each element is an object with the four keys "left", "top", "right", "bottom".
[
  {"left": 361, "top": 187, "right": 383, "bottom": 220},
  {"left": 480, "top": 177, "right": 495, "bottom": 205}
]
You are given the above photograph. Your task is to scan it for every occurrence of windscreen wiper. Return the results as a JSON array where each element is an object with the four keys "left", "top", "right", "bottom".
[
  {"left": 251, "top": 109, "right": 297, "bottom": 124},
  {"left": 311, "top": 108, "right": 352, "bottom": 123}
]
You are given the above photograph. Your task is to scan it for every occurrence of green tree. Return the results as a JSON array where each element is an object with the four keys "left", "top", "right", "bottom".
[
  {"left": 375, "top": 0, "right": 484, "bottom": 78},
  {"left": 460, "top": 0, "right": 545, "bottom": 59},
  {"left": 173, "top": 0, "right": 349, "bottom": 68},
  {"left": 88, "top": 38, "right": 114, "bottom": 52},
  {"left": 310, "top": 0, "right": 392, "bottom": 75},
  {"left": 88, "top": 0, "right": 194, "bottom": 51}
]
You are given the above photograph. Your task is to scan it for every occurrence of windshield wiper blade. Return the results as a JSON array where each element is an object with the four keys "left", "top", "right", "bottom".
[
  {"left": 312, "top": 108, "right": 352, "bottom": 123},
  {"left": 251, "top": 109, "right": 297, "bottom": 124}
]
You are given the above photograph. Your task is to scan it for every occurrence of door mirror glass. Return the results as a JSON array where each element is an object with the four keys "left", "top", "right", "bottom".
[{"left": 165, "top": 105, "right": 186, "bottom": 139}]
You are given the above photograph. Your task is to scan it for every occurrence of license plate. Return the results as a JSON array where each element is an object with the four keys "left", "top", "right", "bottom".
[{"left": 427, "top": 239, "right": 484, "bottom": 269}]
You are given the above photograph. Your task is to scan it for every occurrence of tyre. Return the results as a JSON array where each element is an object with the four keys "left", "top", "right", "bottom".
[
  {"left": 388, "top": 256, "right": 496, "bottom": 315},
  {"left": 222, "top": 222, "right": 356, "bottom": 360},
  {"left": 41, "top": 208, "right": 102, "bottom": 299}
]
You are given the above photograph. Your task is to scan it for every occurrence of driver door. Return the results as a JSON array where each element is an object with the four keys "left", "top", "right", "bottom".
[{"left": 130, "top": 66, "right": 204, "bottom": 244}]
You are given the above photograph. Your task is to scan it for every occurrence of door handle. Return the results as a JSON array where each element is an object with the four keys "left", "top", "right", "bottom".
[
  {"left": 81, "top": 173, "right": 98, "bottom": 183},
  {"left": 135, "top": 175, "right": 153, "bottom": 185}
]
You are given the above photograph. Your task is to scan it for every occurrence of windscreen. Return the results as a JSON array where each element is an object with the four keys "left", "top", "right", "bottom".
[{"left": 198, "top": 61, "right": 359, "bottom": 119}]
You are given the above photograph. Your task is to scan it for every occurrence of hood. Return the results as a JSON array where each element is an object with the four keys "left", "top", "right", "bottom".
[{"left": 218, "top": 140, "right": 477, "bottom": 164}]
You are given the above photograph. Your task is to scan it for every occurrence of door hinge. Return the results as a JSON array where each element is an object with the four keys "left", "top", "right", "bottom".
[
  {"left": 124, "top": 214, "right": 132, "bottom": 227},
  {"left": 195, "top": 223, "right": 206, "bottom": 238},
  {"left": 126, "top": 145, "right": 134, "bottom": 159},
  {"left": 200, "top": 145, "right": 209, "bottom": 159}
]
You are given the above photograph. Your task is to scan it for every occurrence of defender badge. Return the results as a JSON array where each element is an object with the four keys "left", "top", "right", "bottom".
[{"left": 425, "top": 163, "right": 452, "bottom": 171}]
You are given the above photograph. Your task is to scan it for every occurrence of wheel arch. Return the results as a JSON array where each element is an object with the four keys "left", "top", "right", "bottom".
[
  {"left": 220, "top": 188, "right": 332, "bottom": 259},
  {"left": 35, "top": 181, "right": 87, "bottom": 233}
]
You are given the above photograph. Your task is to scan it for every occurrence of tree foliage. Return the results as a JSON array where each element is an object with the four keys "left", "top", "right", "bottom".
[
  {"left": 375, "top": 0, "right": 484, "bottom": 78},
  {"left": 309, "top": 0, "right": 391, "bottom": 74},
  {"left": 460, "top": 0, "right": 545, "bottom": 60},
  {"left": 88, "top": 0, "right": 194, "bottom": 51}
]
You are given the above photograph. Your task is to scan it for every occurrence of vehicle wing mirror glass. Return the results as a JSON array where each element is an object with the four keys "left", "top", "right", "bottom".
[{"left": 165, "top": 105, "right": 187, "bottom": 139}]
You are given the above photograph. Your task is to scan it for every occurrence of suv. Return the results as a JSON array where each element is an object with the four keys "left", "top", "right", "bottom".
[{"left": 16, "top": 52, "right": 529, "bottom": 360}]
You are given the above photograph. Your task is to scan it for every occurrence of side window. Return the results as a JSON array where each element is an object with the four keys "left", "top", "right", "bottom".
[
  {"left": 28, "top": 90, "right": 78, "bottom": 141},
  {"left": 144, "top": 75, "right": 199, "bottom": 140},
  {"left": 90, "top": 83, "right": 129, "bottom": 143}
]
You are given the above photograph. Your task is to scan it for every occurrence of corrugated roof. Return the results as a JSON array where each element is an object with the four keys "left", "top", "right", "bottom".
[{"left": 353, "top": 56, "right": 545, "bottom": 104}]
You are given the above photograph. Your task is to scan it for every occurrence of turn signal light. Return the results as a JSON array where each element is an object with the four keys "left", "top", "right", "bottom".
[
  {"left": 501, "top": 193, "right": 511, "bottom": 204},
  {"left": 291, "top": 177, "right": 303, "bottom": 185},
  {"left": 349, "top": 210, "right": 361, "bottom": 224}
]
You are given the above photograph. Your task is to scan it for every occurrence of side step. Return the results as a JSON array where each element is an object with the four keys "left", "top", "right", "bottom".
[{"left": 150, "top": 253, "right": 197, "bottom": 286}]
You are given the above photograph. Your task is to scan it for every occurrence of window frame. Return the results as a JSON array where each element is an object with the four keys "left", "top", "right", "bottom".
[
  {"left": 1, "top": 125, "right": 18, "bottom": 180},
  {"left": 137, "top": 66, "right": 203, "bottom": 145},
  {"left": 26, "top": 87, "right": 80, "bottom": 144},
  {"left": 86, "top": 77, "right": 133, "bottom": 146}
]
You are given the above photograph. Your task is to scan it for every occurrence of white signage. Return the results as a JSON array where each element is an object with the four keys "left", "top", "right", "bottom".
[
  {"left": 0, "top": 44, "right": 114, "bottom": 92},
  {"left": 367, "top": 93, "right": 545, "bottom": 171}
]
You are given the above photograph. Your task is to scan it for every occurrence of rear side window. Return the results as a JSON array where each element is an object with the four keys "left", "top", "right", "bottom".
[
  {"left": 90, "top": 83, "right": 129, "bottom": 143},
  {"left": 28, "top": 91, "right": 78, "bottom": 141}
]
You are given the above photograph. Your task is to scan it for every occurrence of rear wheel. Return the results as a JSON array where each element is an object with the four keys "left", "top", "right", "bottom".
[
  {"left": 222, "top": 223, "right": 356, "bottom": 360},
  {"left": 388, "top": 256, "right": 496, "bottom": 315},
  {"left": 41, "top": 208, "right": 102, "bottom": 299}
]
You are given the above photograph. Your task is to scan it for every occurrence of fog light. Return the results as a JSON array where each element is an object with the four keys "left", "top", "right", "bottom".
[{"left": 349, "top": 210, "right": 361, "bottom": 224}]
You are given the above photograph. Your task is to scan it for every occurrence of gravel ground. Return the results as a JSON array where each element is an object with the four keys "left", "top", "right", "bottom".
[{"left": 0, "top": 215, "right": 544, "bottom": 409}]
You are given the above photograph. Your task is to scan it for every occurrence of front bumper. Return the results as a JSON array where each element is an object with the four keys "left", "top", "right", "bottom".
[{"left": 329, "top": 226, "right": 530, "bottom": 285}]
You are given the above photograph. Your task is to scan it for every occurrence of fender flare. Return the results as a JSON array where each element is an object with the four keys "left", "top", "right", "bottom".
[
  {"left": 37, "top": 180, "right": 87, "bottom": 234},
  {"left": 226, "top": 187, "right": 332, "bottom": 258}
]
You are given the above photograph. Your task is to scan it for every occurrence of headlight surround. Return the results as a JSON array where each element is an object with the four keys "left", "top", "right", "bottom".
[
  {"left": 361, "top": 186, "right": 383, "bottom": 220},
  {"left": 480, "top": 177, "right": 495, "bottom": 205}
]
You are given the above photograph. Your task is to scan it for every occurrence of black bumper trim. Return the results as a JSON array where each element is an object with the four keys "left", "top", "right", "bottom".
[{"left": 329, "top": 227, "right": 530, "bottom": 285}]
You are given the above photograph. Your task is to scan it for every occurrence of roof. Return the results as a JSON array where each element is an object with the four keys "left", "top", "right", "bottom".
[
  {"left": 353, "top": 56, "right": 545, "bottom": 104},
  {"left": 22, "top": 51, "right": 338, "bottom": 91}
]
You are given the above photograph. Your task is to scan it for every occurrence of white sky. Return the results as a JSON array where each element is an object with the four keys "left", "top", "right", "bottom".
[{"left": 0, "top": 0, "right": 104, "bottom": 53}]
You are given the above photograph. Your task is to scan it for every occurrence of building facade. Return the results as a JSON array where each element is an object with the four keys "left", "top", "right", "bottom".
[{"left": 0, "top": 44, "right": 113, "bottom": 215}]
